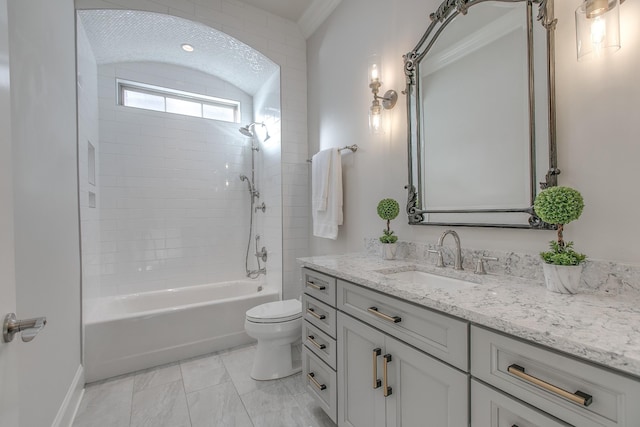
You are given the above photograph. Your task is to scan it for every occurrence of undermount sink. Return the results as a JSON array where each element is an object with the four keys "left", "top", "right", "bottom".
[{"left": 380, "top": 269, "right": 475, "bottom": 291}]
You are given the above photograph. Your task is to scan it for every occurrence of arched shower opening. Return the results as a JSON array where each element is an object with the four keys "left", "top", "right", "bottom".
[{"left": 76, "top": 9, "right": 282, "bottom": 382}]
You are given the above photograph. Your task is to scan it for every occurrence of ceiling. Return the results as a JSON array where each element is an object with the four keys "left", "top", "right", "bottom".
[
  {"left": 77, "top": 1, "right": 342, "bottom": 95},
  {"left": 248, "top": 0, "right": 342, "bottom": 39},
  {"left": 241, "top": 0, "right": 314, "bottom": 22},
  {"left": 78, "top": 10, "right": 279, "bottom": 96}
]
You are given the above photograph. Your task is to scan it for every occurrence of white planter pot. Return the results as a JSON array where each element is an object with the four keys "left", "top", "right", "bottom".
[
  {"left": 542, "top": 263, "right": 583, "bottom": 294},
  {"left": 381, "top": 243, "right": 397, "bottom": 260}
]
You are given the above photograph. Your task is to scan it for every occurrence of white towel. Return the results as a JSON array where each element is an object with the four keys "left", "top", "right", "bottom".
[
  {"left": 311, "top": 149, "right": 332, "bottom": 212},
  {"left": 312, "top": 149, "right": 343, "bottom": 239}
]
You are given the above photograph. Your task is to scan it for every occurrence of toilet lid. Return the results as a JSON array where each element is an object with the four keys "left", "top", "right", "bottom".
[{"left": 246, "top": 299, "right": 302, "bottom": 323}]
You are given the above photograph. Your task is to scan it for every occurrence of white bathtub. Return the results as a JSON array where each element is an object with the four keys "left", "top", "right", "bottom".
[{"left": 84, "top": 279, "right": 278, "bottom": 383}]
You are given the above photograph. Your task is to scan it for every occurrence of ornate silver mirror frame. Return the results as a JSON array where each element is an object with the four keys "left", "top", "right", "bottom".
[{"left": 404, "top": 0, "right": 559, "bottom": 229}]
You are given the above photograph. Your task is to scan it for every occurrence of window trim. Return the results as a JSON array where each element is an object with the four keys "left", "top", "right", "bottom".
[{"left": 117, "top": 79, "right": 241, "bottom": 123}]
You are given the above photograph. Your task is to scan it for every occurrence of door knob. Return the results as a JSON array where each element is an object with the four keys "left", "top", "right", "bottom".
[{"left": 3, "top": 313, "right": 47, "bottom": 343}]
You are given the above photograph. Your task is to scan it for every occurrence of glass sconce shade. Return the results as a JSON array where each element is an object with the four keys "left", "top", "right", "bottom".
[
  {"left": 369, "top": 102, "right": 383, "bottom": 134},
  {"left": 576, "top": 0, "right": 620, "bottom": 60},
  {"left": 369, "top": 55, "right": 381, "bottom": 84}
]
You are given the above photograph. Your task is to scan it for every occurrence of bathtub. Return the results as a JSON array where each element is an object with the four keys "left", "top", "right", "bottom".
[{"left": 84, "top": 279, "right": 278, "bottom": 383}]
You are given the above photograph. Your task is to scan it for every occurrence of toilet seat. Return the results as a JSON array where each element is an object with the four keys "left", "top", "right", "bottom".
[{"left": 246, "top": 299, "right": 301, "bottom": 324}]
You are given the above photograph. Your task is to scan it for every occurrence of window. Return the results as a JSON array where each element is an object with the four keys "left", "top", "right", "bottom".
[{"left": 118, "top": 79, "right": 241, "bottom": 123}]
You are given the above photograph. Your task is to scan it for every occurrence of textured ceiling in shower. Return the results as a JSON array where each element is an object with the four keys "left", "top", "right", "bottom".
[{"left": 78, "top": 10, "right": 279, "bottom": 95}]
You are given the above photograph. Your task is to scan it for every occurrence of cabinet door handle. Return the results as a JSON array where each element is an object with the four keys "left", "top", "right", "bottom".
[
  {"left": 307, "top": 335, "right": 326, "bottom": 350},
  {"left": 372, "top": 348, "right": 381, "bottom": 389},
  {"left": 383, "top": 354, "right": 393, "bottom": 397},
  {"left": 367, "top": 307, "right": 402, "bottom": 323},
  {"left": 306, "top": 307, "right": 326, "bottom": 320},
  {"left": 306, "top": 280, "right": 326, "bottom": 290},
  {"left": 507, "top": 364, "right": 593, "bottom": 407},
  {"left": 307, "top": 372, "right": 327, "bottom": 391}
]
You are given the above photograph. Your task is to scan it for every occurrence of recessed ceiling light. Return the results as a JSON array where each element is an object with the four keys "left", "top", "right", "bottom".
[{"left": 181, "top": 43, "right": 194, "bottom": 52}]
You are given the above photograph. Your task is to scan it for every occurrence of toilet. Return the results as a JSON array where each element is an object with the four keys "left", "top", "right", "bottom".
[{"left": 244, "top": 299, "right": 302, "bottom": 380}]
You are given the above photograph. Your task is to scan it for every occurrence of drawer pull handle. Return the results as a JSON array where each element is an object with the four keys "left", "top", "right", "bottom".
[
  {"left": 383, "top": 354, "right": 393, "bottom": 397},
  {"left": 372, "top": 348, "right": 381, "bottom": 389},
  {"left": 307, "top": 335, "right": 326, "bottom": 350},
  {"left": 307, "top": 372, "right": 327, "bottom": 391},
  {"left": 306, "top": 281, "right": 326, "bottom": 290},
  {"left": 306, "top": 308, "right": 326, "bottom": 320},
  {"left": 367, "top": 307, "right": 401, "bottom": 323},
  {"left": 507, "top": 364, "right": 593, "bottom": 407}
]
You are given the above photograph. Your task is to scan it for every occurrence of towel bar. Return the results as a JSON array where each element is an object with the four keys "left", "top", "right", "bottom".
[{"left": 307, "top": 145, "right": 358, "bottom": 163}]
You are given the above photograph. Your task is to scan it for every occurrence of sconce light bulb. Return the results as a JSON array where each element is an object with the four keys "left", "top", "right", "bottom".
[
  {"left": 590, "top": 16, "right": 606, "bottom": 46},
  {"left": 371, "top": 64, "right": 379, "bottom": 83}
]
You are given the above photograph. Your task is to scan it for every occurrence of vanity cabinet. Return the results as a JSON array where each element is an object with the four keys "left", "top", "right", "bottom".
[
  {"left": 300, "top": 266, "right": 640, "bottom": 427},
  {"left": 301, "top": 268, "right": 339, "bottom": 423},
  {"left": 471, "top": 326, "right": 640, "bottom": 427},
  {"left": 337, "top": 312, "right": 469, "bottom": 427}
]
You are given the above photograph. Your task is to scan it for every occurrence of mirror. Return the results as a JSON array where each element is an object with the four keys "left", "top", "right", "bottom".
[{"left": 404, "top": 0, "right": 558, "bottom": 228}]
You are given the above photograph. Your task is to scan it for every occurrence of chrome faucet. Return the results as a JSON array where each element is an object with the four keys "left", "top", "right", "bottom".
[{"left": 437, "top": 230, "right": 463, "bottom": 270}]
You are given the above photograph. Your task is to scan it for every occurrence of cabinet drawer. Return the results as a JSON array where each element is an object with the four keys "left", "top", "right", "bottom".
[
  {"left": 303, "top": 320, "right": 337, "bottom": 370},
  {"left": 302, "top": 294, "right": 337, "bottom": 339},
  {"left": 337, "top": 279, "right": 468, "bottom": 371},
  {"left": 471, "top": 326, "right": 640, "bottom": 427},
  {"left": 302, "top": 346, "right": 337, "bottom": 423},
  {"left": 471, "top": 379, "right": 570, "bottom": 426},
  {"left": 302, "top": 268, "right": 336, "bottom": 306}
]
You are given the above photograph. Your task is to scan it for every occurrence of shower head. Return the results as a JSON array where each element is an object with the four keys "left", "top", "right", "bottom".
[
  {"left": 239, "top": 125, "right": 254, "bottom": 137},
  {"left": 239, "top": 122, "right": 270, "bottom": 141},
  {"left": 239, "top": 174, "right": 248, "bottom": 181}
]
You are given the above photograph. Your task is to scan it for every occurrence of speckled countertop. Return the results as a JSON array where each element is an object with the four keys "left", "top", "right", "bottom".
[{"left": 297, "top": 253, "right": 640, "bottom": 378}]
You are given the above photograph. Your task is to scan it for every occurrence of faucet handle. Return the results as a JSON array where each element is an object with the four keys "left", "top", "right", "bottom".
[
  {"left": 428, "top": 249, "right": 445, "bottom": 268},
  {"left": 475, "top": 256, "right": 498, "bottom": 275}
]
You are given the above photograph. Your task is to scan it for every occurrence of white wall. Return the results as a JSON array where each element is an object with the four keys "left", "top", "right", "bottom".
[
  {"left": 8, "top": 0, "right": 82, "bottom": 425},
  {"left": 76, "top": 0, "right": 310, "bottom": 297},
  {"left": 308, "top": 0, "right": 640, "bottom": 266},
  {"left": 90, "top": 61, "right": 256, "bottom": 296}
]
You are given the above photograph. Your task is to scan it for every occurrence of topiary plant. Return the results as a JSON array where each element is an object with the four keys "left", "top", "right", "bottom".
[
  {"left": 377, "top": 198, "right": 400, "bottom": 244},
  {"left": 533, "top": 186, "right": 586, "bottom": 265}
]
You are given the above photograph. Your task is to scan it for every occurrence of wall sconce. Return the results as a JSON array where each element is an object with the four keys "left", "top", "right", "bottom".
[
  {"left": 575, "top": 0, "right": 624, "bottom": 60},
  {"left": 368, "top": 56, "right": 397, "bottom": 134}
]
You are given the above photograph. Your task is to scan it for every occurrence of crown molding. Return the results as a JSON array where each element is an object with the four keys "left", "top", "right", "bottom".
[{"left": 298, "top": 0, "right": 342, "bottom": 39}]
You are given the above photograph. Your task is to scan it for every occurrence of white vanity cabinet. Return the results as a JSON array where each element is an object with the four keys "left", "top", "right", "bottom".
[{"left": 338, "top": 312, "right": 469, "bottom": 427}]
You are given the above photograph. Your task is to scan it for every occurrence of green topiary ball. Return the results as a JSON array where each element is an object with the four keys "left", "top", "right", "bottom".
[
  {"left": 377, "top": 198, "right": 400, "bottom": 221},
  {"left": 534, "top": 186, "right": 584, "bottom": 225}
]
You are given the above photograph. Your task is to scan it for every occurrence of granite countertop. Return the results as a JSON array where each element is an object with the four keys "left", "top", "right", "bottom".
[{"left": 297, "top": 253, "right": 640, "bottom": 378}]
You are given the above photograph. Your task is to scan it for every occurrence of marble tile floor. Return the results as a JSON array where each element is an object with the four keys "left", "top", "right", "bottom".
[{"left": 72, "top": 344, "right": 336, "bottom": 427}]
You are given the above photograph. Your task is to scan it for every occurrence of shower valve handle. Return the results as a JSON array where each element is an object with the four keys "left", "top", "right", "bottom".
[{"left": 255, "top": 247, "right": 268, "bottom": 262}]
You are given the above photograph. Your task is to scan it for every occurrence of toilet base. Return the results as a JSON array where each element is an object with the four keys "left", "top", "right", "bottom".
[{"left": 251, "top": 340, "right": 302, "bottom": 381}]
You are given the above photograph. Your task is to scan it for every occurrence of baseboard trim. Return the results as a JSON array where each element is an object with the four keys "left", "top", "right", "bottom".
[{"left": 52, "top": 364, "right": 84, "bottom": 427}]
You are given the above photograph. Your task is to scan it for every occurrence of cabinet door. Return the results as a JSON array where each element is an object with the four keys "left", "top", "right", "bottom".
[
  {"left": 337, "top": 312, "right": 386, "bottom": 427},
  {"left": 385, "top": 335, "right": 469, "bottom": 427}
]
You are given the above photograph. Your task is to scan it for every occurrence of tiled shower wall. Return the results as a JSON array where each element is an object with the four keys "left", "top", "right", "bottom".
[
  {"left": 77, "top": 20, "right": 102, "bottom": 300},
  {"left": 92, "top": 61, "right": 264, "bottom": 296},
  {"left": 76, "top": 0, "right": 310, "bottom": 300},
  {"left": 253, "top": 71, "right": 283, "bottom": 295}
]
